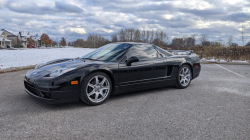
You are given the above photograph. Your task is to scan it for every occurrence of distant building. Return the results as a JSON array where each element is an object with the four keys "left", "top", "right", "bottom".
[
  {"left": 0, "top": 30, "right": 13, "bottom": 48},
  {"left": 1, "top": 29, "right": 41, "bottom": 48}
]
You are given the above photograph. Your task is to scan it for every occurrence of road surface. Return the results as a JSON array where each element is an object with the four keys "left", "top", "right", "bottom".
[{"left": 0, "top": 64, "right": 249, "bottom": 139}]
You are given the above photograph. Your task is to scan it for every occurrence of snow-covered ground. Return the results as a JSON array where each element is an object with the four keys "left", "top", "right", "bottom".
[
  {"left": 200, "top": 58, "right": 249, "bottom": 63},
  {"left": 0, "top": 48, "right": 96, "bottom": 69}
]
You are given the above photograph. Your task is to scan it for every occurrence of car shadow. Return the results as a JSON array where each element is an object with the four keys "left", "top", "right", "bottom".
[
  {"left": 24, "top": 85, "right": 179, "bottom": 111},
  {"left": 109, "top": 86, "right": 176, "bottom": 100}
]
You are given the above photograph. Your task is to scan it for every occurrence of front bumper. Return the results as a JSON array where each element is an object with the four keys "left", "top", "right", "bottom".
[{"left": 24, "top": 78, "right": 79, "bottom": 104}]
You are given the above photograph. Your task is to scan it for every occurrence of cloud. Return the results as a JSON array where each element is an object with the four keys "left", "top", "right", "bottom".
[
  {"left": 226, "top": 12, "right": 250, "bottom": 22},
  {"left": 0, "top": 0, "right": 6, "bottom": 9},
  {"left": 69, "top": 28, "right": 86, "bottom": 35},
  {"left": 55, "top": 1, "right": 83, "bottom": 13},
  {"left": 1, "top": 0, "right": 250, "bottom": 44},
  {"left": 6, "top": 0, "right": 83, "bottom": 15}
]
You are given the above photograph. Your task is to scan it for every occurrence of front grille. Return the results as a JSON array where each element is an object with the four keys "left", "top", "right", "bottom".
[{"left": 24, "top": 81, "right": 39, "bottom": 96}]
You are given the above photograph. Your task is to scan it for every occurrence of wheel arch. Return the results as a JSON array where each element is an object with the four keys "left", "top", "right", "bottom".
[
  {"left": 180, "top": 62, "right": 193, "bottom": 79},
  {"left": 81, "top": 69, "right": 116, "bottom": 94}
]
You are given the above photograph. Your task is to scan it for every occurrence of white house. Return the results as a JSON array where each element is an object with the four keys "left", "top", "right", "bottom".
[
  {"left": 20, "top": 31, "right": 29, "bottom": 47},
  {"left": 1, "top": 29, "right": 41, "bottom": 48},
  {"left": 0, "top": 30, "right": 12, "bottom": 48}
]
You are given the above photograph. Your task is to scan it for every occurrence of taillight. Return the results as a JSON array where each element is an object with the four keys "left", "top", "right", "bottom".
[{"left": 195, "top": 65, "right": 199, "bottom": 68}]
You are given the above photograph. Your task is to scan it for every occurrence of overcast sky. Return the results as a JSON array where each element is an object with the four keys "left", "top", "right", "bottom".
[{"left": 0, "top": 0, "right": 250, "bottom": 45}]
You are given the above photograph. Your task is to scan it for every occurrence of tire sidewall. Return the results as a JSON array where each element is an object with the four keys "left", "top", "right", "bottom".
[
  {"left": 176, "top": 65, "right": 192, "bottom": 89},
  {"left": 80, "top": 72, "right": 112, "bottom": 105}
]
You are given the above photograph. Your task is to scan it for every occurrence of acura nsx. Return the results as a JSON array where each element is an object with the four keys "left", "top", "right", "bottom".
[{"left": 24, "top": 42, "right": 201, "bottom": 105}]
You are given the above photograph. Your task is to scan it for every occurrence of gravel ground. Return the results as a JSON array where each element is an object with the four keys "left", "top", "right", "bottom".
[{"left": 0, "top": 64, "right": 249, "bottom": 140}]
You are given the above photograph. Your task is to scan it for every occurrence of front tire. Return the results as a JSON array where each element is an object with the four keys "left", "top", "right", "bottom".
[
  {"left": 175, "top": 65, "right": 192, "bottom": 89},
  {"left": 80, "top": 72, "right": 112, "bottom": 106}
]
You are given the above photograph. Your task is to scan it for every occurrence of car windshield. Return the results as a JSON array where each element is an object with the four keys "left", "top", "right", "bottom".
[{"left": 81, "top": 43, "right": 132, "bottom": 62}]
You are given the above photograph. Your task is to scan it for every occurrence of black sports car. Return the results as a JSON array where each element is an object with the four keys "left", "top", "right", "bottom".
[{"left": 24, "top": 42, "right": 201, "bottom": 105}]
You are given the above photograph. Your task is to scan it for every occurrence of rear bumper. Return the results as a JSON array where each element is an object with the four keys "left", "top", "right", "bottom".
[{"left": 192, "top": 63, "right": 201, "bottom": 80}]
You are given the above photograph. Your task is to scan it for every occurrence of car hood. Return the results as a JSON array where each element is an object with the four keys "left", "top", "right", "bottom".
[
  {"left": 25, "top": 58, "right": 114, "bottom": 82},
  {"left": 37, "top": 58, "right": 112, "bottom": 72}
]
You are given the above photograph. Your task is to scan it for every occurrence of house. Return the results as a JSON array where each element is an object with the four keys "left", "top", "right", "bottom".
[
  {"left": 19, "top": 31, "right": 29, "bottom": 47},
  {"left": 0, "top": 30, "right": 12, "bottom": 48},
  {"left": 1, "top": 29, "right": 41, "bottom": 48},
  {"left": 28, "top": 35, "right": 41, "bottom": 47}
]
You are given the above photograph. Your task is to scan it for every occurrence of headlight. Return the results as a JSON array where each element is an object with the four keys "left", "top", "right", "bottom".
[{"left": 49, "top": 68, "right": 76, "bottom": 77}]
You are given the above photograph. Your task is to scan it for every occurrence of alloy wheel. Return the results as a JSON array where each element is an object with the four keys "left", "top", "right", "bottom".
[
  {"left": 86, "top": 75, "right": 110, "bottom": 103},
  {"left": 179, "top": 67, "right": 191, "bottom": 86}
]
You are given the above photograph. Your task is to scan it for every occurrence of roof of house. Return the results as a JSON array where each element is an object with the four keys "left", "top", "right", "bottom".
[
  {"left": 3, "top": 29, "right": 19, "bottom": 36},
  {"left": 0, "top": 37, "right": 11, "bottom": 41}
]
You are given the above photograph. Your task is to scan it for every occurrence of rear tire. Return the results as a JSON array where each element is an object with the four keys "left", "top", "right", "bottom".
[
  {"left": 175, "top": 65, "right": 192, "bottom": 89},
  {"left": 80, "top": 72, "right": 112, "bottom": 106}
]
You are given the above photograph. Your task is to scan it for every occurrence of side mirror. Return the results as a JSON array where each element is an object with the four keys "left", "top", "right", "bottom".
[{"left": 126, "top": 56, "right": 139, "bottom": 66}]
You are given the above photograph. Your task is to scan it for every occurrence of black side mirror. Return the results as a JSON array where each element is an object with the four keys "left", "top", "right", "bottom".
[{"left": 126, "top": 56, "right": 139, "bottom": 66}]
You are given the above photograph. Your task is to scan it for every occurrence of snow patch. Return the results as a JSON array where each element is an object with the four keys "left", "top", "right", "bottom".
[
  {"left": 201, "top": 58, "right": 249, "bottom": 63},
  {"left": 0, "top": 48, "right": 96, "bottom": 69},
  {"left": 232, "top": 60, "right": 248, "bottom": 63}
]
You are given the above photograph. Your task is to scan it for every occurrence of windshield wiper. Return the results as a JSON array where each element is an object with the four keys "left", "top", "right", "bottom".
[{"left": 81, "top": 58, "right": 96, "bottom": 61}]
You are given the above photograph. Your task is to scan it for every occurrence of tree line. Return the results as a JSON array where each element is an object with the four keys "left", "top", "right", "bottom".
[
  {"left": 71, "top": 28, "right": 169, "bottom": 48},
  {"left": 29, "top": 28, "right": 250, "bottom": 49}
]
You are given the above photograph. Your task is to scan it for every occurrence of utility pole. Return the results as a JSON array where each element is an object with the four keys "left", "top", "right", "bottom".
[
  {"left": 241, "top": 22, "right": 245, "bottom": 46},
  {"left": 242, "top": 24, "right": 244, "bottom": 46}
]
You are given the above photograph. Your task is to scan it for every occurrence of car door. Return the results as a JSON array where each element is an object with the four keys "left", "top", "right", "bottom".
[{"left": 118, "top": 44, "right": 169, "bottom": 90}]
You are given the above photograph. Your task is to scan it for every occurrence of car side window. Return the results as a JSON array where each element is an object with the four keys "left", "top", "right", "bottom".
[{"left": 126, "top": 44, "right": 159, "bottom": 61}]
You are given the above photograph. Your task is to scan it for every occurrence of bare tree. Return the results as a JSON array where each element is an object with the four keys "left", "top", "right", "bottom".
[
  {"left": 184, "top": 36, "right": 195, "bottom": 47},
  {"left": 217, "top": 38, "right": 224, "bottom": 46},
  {"left": 246, "top": 41, "right": 250, "bottom": 46},
  {"left": 150, "top": 30, "right": 154, "bottom": 43},
  {"left": 172, "top": 37, "right": 184, "bottom": 49},
  {"left": 133, "top": 29, "right": 141, "bottom": 42},
  {"left": 159, "top": 30, "right": 168, "bottom": 44},
  {"left": 119, "top": 29, "right": 126, "bottom": 42},
  {"left": 141, "top": 30, "right": 146, "bottom": 42},
  {"left": 199, "top": 34, "right": 208, "bottom": 46},
  {"left": 191, "top": 34, "right": 196, "bottom": 46},
  {"left": 52, "top": 41, "right": 57, "bottom": 46},
  {"left": 74, "top": 39, "right": 85, "bottom": 47},
  {"left": 146, "top": 30, "right": 150, "bottom": 43},
  {"left": 153, "top": 30, "right": 159, "bottom": 45},
  {"left": 227, "top": 36, "right": 233, "bottom": 47},
  {"left": 68, "top": 42, "right": 71, "bottom": 46},
  {"left": 60, "top": 37, "right": 66, "bottom": 46},
  {"left": 111, "top": 33, "right": 118, "bottom": 42},
  {"left": 116, "top": 28, "right": 168, "bottom": 46},
  {"left": 86, "top": 34, "right": 109, "bottom": 48},
  {"left": 127, "top": 28, "right": 135, "bottom": 41},
  {"left": 12, "top": 38, "right": 22, "bottom": 48},
  {"left": 27, "top": 37, "right": 35, "bottom": 46}
]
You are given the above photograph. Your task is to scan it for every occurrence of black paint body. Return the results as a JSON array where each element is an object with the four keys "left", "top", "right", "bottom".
[{"left": 24, "top": 42, "right": 201, "bottom": 103}]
